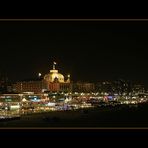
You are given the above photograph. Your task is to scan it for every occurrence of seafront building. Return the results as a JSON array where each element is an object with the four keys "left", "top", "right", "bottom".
[{"left": 12, "top": 62, "right": 95, "bottom": 94}]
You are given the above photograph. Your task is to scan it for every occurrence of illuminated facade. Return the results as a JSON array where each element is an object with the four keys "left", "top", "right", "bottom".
[
  {"left": 44, "top": 62, "right": 71, "bottom": 92},
  {"left": 13, "top": 62, "right": 71, "bottom": 93},
  {"left": 72, "top": 82, "right": 95, "bottom": 93},
  {"left": 44, "top": 62, "right": 65, "bottom": 83},
  {"left": 12, "top": 62, "right": 96, "bottom": 93},
  {"left": 13, "top": 79, "right": 46, "bottom": 94},
  {"left": 132, "top": 84, "right": 145, "bottom": 95}
]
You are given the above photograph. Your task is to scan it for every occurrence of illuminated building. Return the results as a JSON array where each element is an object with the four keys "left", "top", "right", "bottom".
[
  {"left": 13, "top": 62, "right": 72, "bottom": 93},
  {"left": 44, "top": 62, "right": 71, "bottom": 92},
  {"left": 72, "top": 82, "right": 95, "bottom": 93},
  {"left": 44, "top": 62, "right": 65, "bottom": 83},
  {"left": 12, "top": 62, "right": 98, "bottom": 94},
  {"left": 13, "top": 78, "right": 46, "bottom": 94},
  {"left": 132, "top": 84, "right": 145, "bottom": 95}
]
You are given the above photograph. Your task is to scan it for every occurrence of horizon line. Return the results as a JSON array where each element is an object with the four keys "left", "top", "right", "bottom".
[{"left": 1, "top": 19, "right": 148, "bottom": 21}]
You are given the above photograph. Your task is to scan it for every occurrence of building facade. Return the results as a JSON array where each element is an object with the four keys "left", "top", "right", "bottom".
[
  {"left": 12, "top": 62, "right": 96, "bottom": 94},
  {"left": 13, "top": 79, "right": 46, "bottom": 94},
  {"left": 13, "top": 62, "right": 72, "bottom": 93},
  {"left": 72, "top": 82, "right": 95, "bottom": 93}
]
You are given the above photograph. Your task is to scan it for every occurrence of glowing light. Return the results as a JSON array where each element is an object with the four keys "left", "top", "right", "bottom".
[
  {"left": 10, "top": 105, "right": 20, "bottom": 110},
  {"left": 47, "top": 102, "right": 56, "bottom": 106},
  {"left": 22, "top": 98, "right": 27, "bottom": 102},
  {"left": 38, "top": 73, "right": 42, "bottom": 77}
]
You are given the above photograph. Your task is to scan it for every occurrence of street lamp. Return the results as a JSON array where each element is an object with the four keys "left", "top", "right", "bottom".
[{"left": 38, "top": 73, "right": 42, "bottom": 78}]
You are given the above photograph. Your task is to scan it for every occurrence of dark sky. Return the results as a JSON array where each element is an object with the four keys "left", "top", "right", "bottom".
[{"left": 0, "top": 20, "right": 148, "bottom": 85}]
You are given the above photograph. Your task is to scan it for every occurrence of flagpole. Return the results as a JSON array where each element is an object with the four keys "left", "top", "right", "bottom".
[{"left": 53, "top": 62, "right": 56, "bottom": 70}]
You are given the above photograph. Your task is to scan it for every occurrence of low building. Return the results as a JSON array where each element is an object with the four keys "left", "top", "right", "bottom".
[
  {"left": 132, "top": 84, "right": 145, "bottom": 95},
  {"left": 12, "top": 79, "right": 46, "bottom": 94},
  {"left": 72, "top": 82, "right": 95, "bottom": 93}
]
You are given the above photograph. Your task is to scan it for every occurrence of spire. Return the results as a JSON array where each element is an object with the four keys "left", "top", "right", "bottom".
[{"left": 53, "top": 61, "right": 57, "bottom": 70}]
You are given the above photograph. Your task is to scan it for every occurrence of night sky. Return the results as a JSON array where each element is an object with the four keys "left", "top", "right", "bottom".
[{"left": 0, "top": 20, "right": 148, "bottom": 85}]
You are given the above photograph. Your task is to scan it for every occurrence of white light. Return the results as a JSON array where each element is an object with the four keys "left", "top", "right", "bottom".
[
  {"left": 22, "top": 98, "right": 27, "bottom": 102},
  {"left": 47, "top": 102, "right": 56, "bottom": 106},
  {"left": 38, "top": 73, "right": 42, "bottom": 77},
  {"left": 10, "top": 105, "right": 20, "bottom": 110}
]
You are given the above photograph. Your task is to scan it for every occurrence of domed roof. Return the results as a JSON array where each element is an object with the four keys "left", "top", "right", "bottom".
[{"left": 44, "top": 69, "right": 65, "bottom": 83}]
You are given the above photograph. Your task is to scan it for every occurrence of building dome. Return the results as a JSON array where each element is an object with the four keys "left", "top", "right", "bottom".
[{"left": 44, "top": 64, "right": 65, "bottom": 83}]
